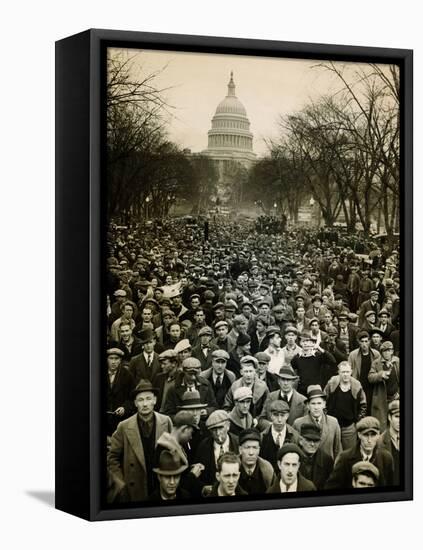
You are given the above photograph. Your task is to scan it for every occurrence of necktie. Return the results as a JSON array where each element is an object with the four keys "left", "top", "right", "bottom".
[
  {"left": 147, "top": 354, "right": 152, "bottom": 366},
  {"left": 215, "top": 375, "right": 222, "bottom": 389},
  {"left": 219, "top": 445, "right": 225, "bottom": 458},
  {"left": 203, "top": 347, "right": 208, "bottom": 357},
  {"left": 276, "top": 433, "right": 281, "bottom": 447}
]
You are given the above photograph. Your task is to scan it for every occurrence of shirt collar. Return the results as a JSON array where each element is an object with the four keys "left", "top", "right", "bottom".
[{"left": 279, "top": 477, "right": 298, "bottom": 492}]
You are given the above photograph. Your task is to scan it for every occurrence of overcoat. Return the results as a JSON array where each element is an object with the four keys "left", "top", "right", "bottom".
[{"left": 292, "top": 412, "right": 342, "bottom": 460}]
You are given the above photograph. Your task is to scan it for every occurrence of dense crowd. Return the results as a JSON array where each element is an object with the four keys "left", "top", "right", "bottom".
[{"left": 105, "top": 217, "right": 400, "bottom": 504}]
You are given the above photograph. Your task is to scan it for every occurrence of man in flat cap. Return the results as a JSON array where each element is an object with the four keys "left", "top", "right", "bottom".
[
  {"left": 254, "top": 351, "right": 280, "bottom": 392},
  {"left": 201, "top": 349, "right": 236, "bottom": 408},
  {"left": 351, "top": 461, "right": 380, "bottom": 488},
  {"left": 227, "top": 315, "right": 249, "bottom": 352},
  {"left": 267, "top": 443, "right": 317, "bottom": 493},
  {"left": 227, "top": 332, "right": 252, "bottom": 378},
  {"left": 108, "top": 289, "right": 127, "bottom": 325},
  {"left": 378, "top": 400, "right": 400, "bottom": 484},
  {"left": 155, "top": 350, "right": 179, "bottom": 411},
  {"left": 293, "top": 385, "right": 342, "bottom": 460},
  {"left": 191, "top": 325, "right": 219, "bottom": 371},
  {"left": 259, "top": 365, "right": 307, "bottom": 430},
  {"left": 193, "top": 410, "right": 239, "bottom": 487},
  {"left": 325, "top": 416, "right": 394, "bottom": 489},
  {"left": 106, "top": 347, "right": 135, "bottom": 435},
  {"left": 348, "top": 330, "right": 381, "bottom": 408},
  {"left": 111, "top": 320, "right": 143, "bottom": 363},
  {"left": 227, "top": 387, "right": 255, "bottom": 436},
  {"left": 224, "top": 356, "right": 268, "bottom": 418},
  {"left": 298, "top": 423, "right": 334, "bottom": 490},
  {"left": 237, "top": 428, "right": 276, "bottom": 495},
  {"left": 249, "top": 314, "right": 270, "bottom": 355},
  {"left": 161, "top": 357, "right": 217, "bottom": 418},
  {"left": 279, "top": 325, "right": 302, "bottom": 368},
  {"left": 368, "top": 341, "right": 400, "bottom": 431},
  {"left": 128, "top": 327, "right": 162, "bottom": 385},
  {"left": 321, "top": 326, "right": 348, "bottom": 371},
  {"left": 359, "top": 290, "right": 380, "bottom": 327},
  {"left": 260, "top": 400, "right": 301, "bottom": 473},
  {"left": 108, "top": 379, "right": 172, "bottom": 502},
  {"left": 337, "top": 311, "right": 358, "bottom": 355},
  {"left": 377, "top": 309, "right": 395, "bottom": 338},
  {"left": 211, "top": 320, "right": 231, "bottom": 352},
  {"left": 186, "top": 308, "right": 211, "bottom": 348}
]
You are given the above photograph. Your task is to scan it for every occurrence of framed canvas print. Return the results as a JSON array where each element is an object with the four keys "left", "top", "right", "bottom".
[{"left": 55, "top": 29, "right": 413, "bottom": 521}]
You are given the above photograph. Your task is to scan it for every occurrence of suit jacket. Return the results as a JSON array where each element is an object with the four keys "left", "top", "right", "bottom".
[
  {"left": 129, "top": 351, "right": 162, "bottom": 384},
  {"left": 266, "top": 473, "right": 317, "bottom": 493},
  {"left": 193, "top": 433, "right": 239, "bottom": 485},
  {"left": 325, "top": 443, "right": 394, "bottom": 489},
  {"left": 299, "top": 448, "right": 334, "bottom": 490},
  {"left": 293, "top": 413, "right": 342, "bottom": 460},
  {"left": 161, "top": 375, "right": 218, "bottom": 418},
  {"left": 191, "top": 342, "right": 219, "bottom": 371},
  {"left": 201, "top": 367, "right": 236, "bottom": 408},
  {"left": 224, "top": 378, "right": 269, "bottom": 417},
  {"left": 258, "top": 389, "right": 307, "bottom": 430},
  {"left": 260, "top": 424, "right": 301, "bottom": 472},
  {"left": 106, "top": 366, "right": 135, "bottom": 434},
  {"left": 107, "top": 412, "right": 172, "bottom": 502},
  {"left": 249, "top": 331, "right": 268, "bottom": 355}
]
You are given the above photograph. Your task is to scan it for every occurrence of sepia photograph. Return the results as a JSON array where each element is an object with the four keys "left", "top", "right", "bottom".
[{"left": 104, "top": 45, "right": 403, "bottom": 508}]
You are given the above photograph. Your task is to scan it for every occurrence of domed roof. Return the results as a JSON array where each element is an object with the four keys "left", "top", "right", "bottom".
[{"left": 214, "top": 72, "right": 248, "bottom": 117}]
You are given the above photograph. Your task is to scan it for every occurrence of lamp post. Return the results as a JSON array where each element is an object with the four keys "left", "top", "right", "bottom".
[{"left": 145, "top": 196, "right": 150, "bottom": 221}]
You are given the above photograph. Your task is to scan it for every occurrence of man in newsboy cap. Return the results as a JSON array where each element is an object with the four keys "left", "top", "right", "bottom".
[
  {"left": 193, "top": 410, "right": 239, "bottom": 486},
  {"left": 325, "top": 416, "right": 394, "bottom": 489},
  {"left": 351, "top": 461, "right": 380, "bottom": 488},
  {"left": 266, "top": 443, "right": 317, "bottom": 493},
  {"left": 201, "top": 349, "right": 236, "bottom": 408},
  {"left": 224, "top": 355, "right": 268, "bottom": 418},
  {"left": 106, "top": 347, "right": 134, "bottom": 435},
  {"left": 237, "top": 428, "right": 276, "bottom": 495}
]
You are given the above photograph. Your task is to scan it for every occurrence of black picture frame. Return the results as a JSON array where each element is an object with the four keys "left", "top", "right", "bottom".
[{"left": 55, "top": 28, "right": 413, "bottom": 521}]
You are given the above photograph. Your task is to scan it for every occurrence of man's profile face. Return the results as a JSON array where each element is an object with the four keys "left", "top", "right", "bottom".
[
  {"left": 352, "top": 474, "right": 376, "bottom": 488},
  {"left": 279, "top": 453, "right": 300, "bottom": 486},
  {"left": 390, "top": 412, "right": 400, "bottom": 433},
  {"left": 216, "top": 462, "right": 240, "bottom": 496},
  {"left": 178, "top": 425, "right": 194, "bottom": 445},
  {"left": 134, "top": 391, "right": 156, "bottom": 416},
  {"left": 270, "top": 333, "right": 282, "bottom": 347},
  {"left": 158, "top": 473, "right": 181, "bottom": 498},
  {"left": 235, "top": 399, "right": 252, "bottom": 416}
]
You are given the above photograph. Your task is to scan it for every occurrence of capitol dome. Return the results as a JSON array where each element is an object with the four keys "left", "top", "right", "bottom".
[{"left": 206, "top": 72, "right": 254, "bottom": 154}]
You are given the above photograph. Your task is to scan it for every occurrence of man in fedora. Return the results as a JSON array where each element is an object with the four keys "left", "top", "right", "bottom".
[
  {"left": 293, "top": 385, "right": 342, "bottom": 460},
  {"left": 224, "top": 355, "right": 268, "bottom": 418},
  {"left": 150, "top": 450, "right": 191, "bottom": 501},
  {"left": 201, "top": 349, "right": 236, "bottom": 408},
  {"left": 176, "top": 390, "right": 209, "bottom": 459},
  {"left": 128, "top": 328, "right": 162, "bottom": 384},
  {"left": 237, "top": 428, "right": 276, "bottom": 495},
  {"left": 108, "top": 379, "right": 172, "bottom": 502},
  {"left": 258, "top": 365, "right": 307, "bottom": 430},
  {"left": 193, "top": 410, "right": 239, "bottom": 487},
  {"left": 298, "top": 423, "right": 334, "bottom": 490},
  {"left": 259, "top": 400, "right": 301, "bottom": 473},
  {"left": 325, "top": 416, "right": 394, "bottom": 489},
  {"left": 106, "top": 347, "right": 135, "bottom": 435},
  {"left": 161, "top": 357, "right": 218, "bottom": 418},
  {"left": 266, "top": 443, "right": 317, "bottom": 493}
]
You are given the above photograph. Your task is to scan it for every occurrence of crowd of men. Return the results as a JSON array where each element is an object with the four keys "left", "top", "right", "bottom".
[{"left": 105, "top": 217, "right": 400, "bottom": 504}]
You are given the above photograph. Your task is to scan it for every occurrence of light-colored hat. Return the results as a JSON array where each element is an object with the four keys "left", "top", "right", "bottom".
[
  {"left": 206, "top": 410, "right": 230, "bottom": 429},
  {"left": 233, "top": 386, "right": 253, "bottom": 402},
  {"left": 174, "top": 339, "right": 191, "bottom": 354}
]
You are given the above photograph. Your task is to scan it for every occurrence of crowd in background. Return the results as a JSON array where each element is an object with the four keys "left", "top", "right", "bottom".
[{"left": 105, "top": 217, "right": 400, "bottom": 503}]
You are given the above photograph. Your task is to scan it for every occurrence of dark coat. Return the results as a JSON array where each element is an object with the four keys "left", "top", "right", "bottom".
[
  {"left": 149, "top": 487, "right": 191, "bottom": 501},
  {"left": 249, "top": 331, "right": 268, "bottom": 355},
  {"left": 106, "top": 366, "right": 135, "bottom": 435},
  {"left": 324, "top": 375, "right": 367, "bottom": 423},
  {"left": 359, "top": 299, "right": 380, "bottom": 326},
  {"left": 258, "top": 389, "right": 307, "bottom": 430},
  {"left": 260, "top": 424, "right": 301, "bottom": 472},
  {"left": 111, "top": 337, "right": 143, "bottom": 363},
  {"left": 201, "top": 367, "right": 236, "bottom": 408},
  {"left": 378, "top": 430, "right": 400, "bottom": 485},
  {"left": 193, "top": 433, "right": 239, "bottom": 486},
  {"left": 299, "top": 448, "right": 334, "bottom": 490},
  {"left": 191, "top": 342, "right": 220, "bottom": 371},
  {"left": 266, "top": 473, "right": 317, "bottom": 493},
  {"left": 325, "top": 443, "right": 394, "bottom": 489},
  {"left": 206, "top": 483, "right": 248, "bottom": 497},
  {"left": 129, "top": 351, "right": 162, "bottom": 384},
  {"left": 161, "top": 375, "right": 218, "bottom": 418}
]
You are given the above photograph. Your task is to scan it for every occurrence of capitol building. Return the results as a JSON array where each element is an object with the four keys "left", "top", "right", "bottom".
[{"left": 198, "top": 72, "right": 257, "bottom": 206}]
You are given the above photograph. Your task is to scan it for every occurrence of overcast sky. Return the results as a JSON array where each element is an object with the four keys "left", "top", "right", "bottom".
[{"left": 110, "top": 48, "right": 388, "bottom": 156}]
